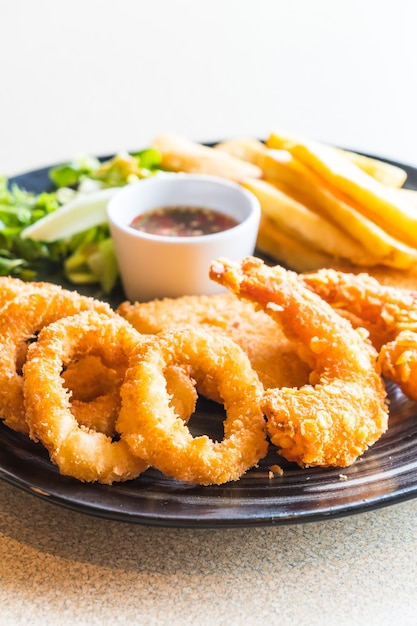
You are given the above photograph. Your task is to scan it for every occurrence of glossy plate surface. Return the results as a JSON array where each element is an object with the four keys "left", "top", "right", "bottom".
[{"left": 1, "top": 153, "right": 417, "bottom": 528}]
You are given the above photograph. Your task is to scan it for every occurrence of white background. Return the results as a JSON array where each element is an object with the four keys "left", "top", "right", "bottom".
[{"left": 1, "top": 0, "right": 417, "bottom": 176}]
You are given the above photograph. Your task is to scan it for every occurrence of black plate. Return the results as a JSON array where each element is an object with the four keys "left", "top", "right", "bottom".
[{"left": 1, "top": 153, "right": 417, "bottom": 528}]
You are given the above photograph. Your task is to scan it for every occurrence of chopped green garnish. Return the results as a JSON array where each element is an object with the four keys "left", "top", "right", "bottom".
[
  {"left": 49, "top": 155, "right": 101, "bottom": 188},
  {"left": 65, "top": 236, "right": 118, "bottom": 294},
  {"left": 131, "top": 147, "right": 162, "bottom": 170},
  {"left": 91, "top": 150, "right": 161, "bottom": 187},
  {"left": 0, "top": 146, "right": 162, "bottom": 293}
]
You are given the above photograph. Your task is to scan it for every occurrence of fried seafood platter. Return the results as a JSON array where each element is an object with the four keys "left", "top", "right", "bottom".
[
  {"left": 1, "top": 253, "right": 417, "bottom": 526},
  {"left": 2, "top": 142, "right": 417, "bottom": 528}
]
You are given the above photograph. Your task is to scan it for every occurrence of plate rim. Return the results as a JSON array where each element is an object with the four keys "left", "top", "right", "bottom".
[{"left": 3, "top": 148, "right": 417, "bottom": 528}]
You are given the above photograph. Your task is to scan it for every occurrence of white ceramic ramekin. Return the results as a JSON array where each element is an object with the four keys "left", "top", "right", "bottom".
[{"left": 107, "top": 173, "right": 260, "bottom": 302}]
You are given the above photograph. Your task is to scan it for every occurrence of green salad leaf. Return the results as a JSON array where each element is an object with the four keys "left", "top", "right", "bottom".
[
  {"left": 0, "top": 176, "right": 62, "bottom": 279},
  {"left": 0, "top": 146, "right": 162, "bottom": 293},
  {"left": 49, "top": 155, "right": 101, "bottom": 188},
  {"left": 49, "top": 148, "right": 162, "bottom": 190}
]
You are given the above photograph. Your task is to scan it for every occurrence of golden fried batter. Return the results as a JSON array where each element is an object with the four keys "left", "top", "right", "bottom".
[
  {"left": 23, "top": 311, "right": 148, "bottom": 484},
  {"left": 210, "top": 257, "right": 389, "bottom": 468},
  {"left": 0, "top": 285, "right": 113, "bottom": 434},
  {"left": 301, "top": 268, "right": 417, "bottom": 401},
  {"left": 117, "top": 292, "right": 311, "bottom": 394},
  {"left": 117, "top": 327, "right": 267, "bottom": 484}
]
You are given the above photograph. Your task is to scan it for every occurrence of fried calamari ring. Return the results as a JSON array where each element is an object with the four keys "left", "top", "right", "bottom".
[
  {"left": 62, "top": 355, "right": 125, "bottom": 437},
  {"left": 23, "top": 311, "right": 148, "bottom": 484},
  {"left": 0, "top": 276, "right": 29, "bottom": 309},
  {"left": 0, "top": 286, "right": 113, "bottom": 434},
  {"left": 116, "top": 327, "right": 268, "bottom": 485},
  {"left": 209, "top": 257, "right": 389, "bottom": 468},
  {"left": 117, "top": 293, "right": 311, "bottom": 393},
  {"left": 69, "top": 393, "right": 121, "bottom": 437},
  {"left": 164, "top": 364, "right": 199, "bottom": 419},
  {"left": 0, "top": 277, "right": 68, "bottom": 370},
  {"left": 62, "top": 355, "right": 124, "bottom": 402},
  {"left": 0, "top": 276, "right": 70, "bottom": 312}
]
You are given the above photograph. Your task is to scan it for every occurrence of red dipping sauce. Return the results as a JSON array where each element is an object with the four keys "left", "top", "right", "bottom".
[{"left": 130, "top": 205, "right": 238, "bottom": 237}]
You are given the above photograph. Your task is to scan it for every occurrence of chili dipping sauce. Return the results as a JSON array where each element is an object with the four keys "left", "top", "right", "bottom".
[{"left": 130, "top": 205, "right": 238, "bottom": 237}]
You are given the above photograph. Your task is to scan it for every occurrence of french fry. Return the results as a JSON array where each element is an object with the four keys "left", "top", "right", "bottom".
[
  {"left": 215, "top": 137, "right": 298, "bottom": 181},
  {"left": 266, "top": 131, "right": 408, "bottom": 188},
  {"left": 257, "top": 214, "right": 334, "bottom": 272},
  {"left": 394, "top": 187, "right": 417, "bottom": 209},
  {"left": 153, "top": 133, "right": 262, "bottom": 182},
  {"left": 258, "top": 215, "right": 417, "bottom": 282},
  {"left": 266, "top": 134, "right": 417, "bottom": 248},
  {"left": 257, "top": 214, "right": 417, "bottom": 283},
  {"left": 289, "top": 141, "right": 417, "bottom": 246},
  {"left": 244, "top": 152, "right": 417, "bottom": 268},
  {"left": 217, "top": 137, "right": 417, "bottom": 268},
  {"left": 340, "top": 150, "right": 407, "bottom": 188},
  {"left": 242, "top": 178, "right": 381, "bottom": 266},
  {"left": 215, "top": 137, "right": 268, "bottom": 165},
  {"left": 155, "top": 132, "right": 417, "bottom": 273}
]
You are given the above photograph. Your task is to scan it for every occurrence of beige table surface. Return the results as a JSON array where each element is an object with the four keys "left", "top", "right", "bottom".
[{"left": 1, "top": 476, "right": 416, "bottom": 626}]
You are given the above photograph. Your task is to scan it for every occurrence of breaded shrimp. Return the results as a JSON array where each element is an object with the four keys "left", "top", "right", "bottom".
[
  {"left": 301, "top": 268, "right": 417, "bottom": 401},
  {"left": 209, "top": 257, "right": 389, "bottom": 468}
]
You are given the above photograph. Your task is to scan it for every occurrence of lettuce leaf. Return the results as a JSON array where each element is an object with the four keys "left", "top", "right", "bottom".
[{"left": 0, "top": 146, "right": 161, "bottom": 293}]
